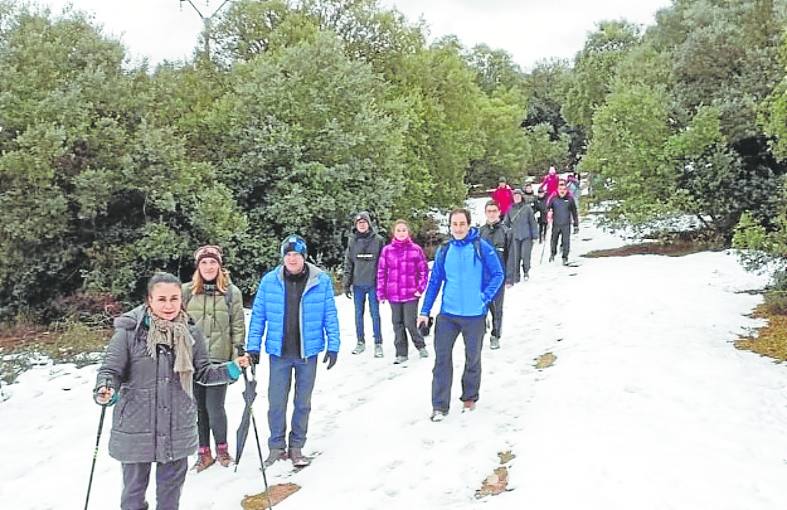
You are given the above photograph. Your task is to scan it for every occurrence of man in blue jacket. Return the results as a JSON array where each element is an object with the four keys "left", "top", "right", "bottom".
[
  {"left": 417, "top": 209, "right": 504, "bottom": 422},
  {"left": 246, "top": 234, "right": 340, "bottom": 467}
]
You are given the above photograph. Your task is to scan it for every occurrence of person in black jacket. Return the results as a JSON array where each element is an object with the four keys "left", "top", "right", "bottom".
[
  {"left": 535, "top": 187, "right": 548, "bottom": 243},
  {"left": 479, "top": 200, "right": 514, "bottom": 350},
  {"left": 343, "top": 212, "right": 386, "bottom": 357},
  {"left": 547, "top": 180, "right": 579, "bottom": 265}
]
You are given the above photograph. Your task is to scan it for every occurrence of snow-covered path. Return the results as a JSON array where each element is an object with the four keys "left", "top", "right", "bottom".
[{"left": 2, "top": 201, "right": 787, "bottom": 509}]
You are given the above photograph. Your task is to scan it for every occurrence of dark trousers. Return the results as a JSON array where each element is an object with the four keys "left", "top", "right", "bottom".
[
  {"left": 512, "top": 238, "right": 534, "bottom": 280},
  {"left": 353, "top": 284, "right": 382, "bottom": 343},
  {"left": 487, "top": 286, "right": 505, "bottom": 338},
  {"left": 431, "top": 314, "right": 485, "bottom": 413},
  {"left": 194, "top": 382, "right": 228, "bottom": 447},
  {"left": 551, "top": 224, "right": 571, "bottom": 260},
  {"left": 121, "top": 458, "right": 188, "bottom": 510},
  {"left": 539, "top": 222, "right": 547, "bottom": 242},
  {"left": 268, "top": 355, "right": 318, "bottom": 450},
  {"left": 390, "top": 300, "right": 425, "bottom": 356}
]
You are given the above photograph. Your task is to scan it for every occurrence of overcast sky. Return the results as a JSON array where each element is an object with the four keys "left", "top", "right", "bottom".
[{"left": 33, "top": 0, "right": 673, "bottom": 69}]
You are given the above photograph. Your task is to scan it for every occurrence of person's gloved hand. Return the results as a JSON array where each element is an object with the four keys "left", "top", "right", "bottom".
[
  {"left": 246, "top": 351, "right": 260, "bottom": 365},
  {"left": 344, "top": 287, "right": 353, "bottom": 299},
  {"left": 573, "top": 225, "right": 579, "bottom": 235},
  {"left": 93, "top": 383, "right": 117, "bottom": 406},
  {"left": 323, "top": 351, "right": 338, "bottom": 370}
]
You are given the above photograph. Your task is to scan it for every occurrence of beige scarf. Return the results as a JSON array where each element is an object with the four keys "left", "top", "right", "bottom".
[{"left": 147, "top": 309, "right": 195, "bottom": 398}]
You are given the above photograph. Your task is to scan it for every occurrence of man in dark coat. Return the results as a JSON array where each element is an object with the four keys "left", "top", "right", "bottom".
[{"left": 343, "top": 211, "right": 385, "bottom": 357}]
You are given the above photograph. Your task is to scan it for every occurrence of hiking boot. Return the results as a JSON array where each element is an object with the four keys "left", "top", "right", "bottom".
[
  {"left": 263, "top": 448, "right": 288, "bottom": 467},
  {"left": 192, "top": 446, "right": 215, "bottom": 472},
  {"left": 289, "top": 448, "right": 311, "bottom": 468},
  {"left": 490, "top": 336, "right": 500, "bottom": 350},
  {"left": 351, "top": 341, "right": 365, "bottom": 354},
  {"left": 393, "top": 355, "right": 407, "bottom": 364},
  {"left": 430, "top": 410, "right": 448, "bottom": 422},
  {"left": 462, "top": 400, "right": 477, "bottom": 412},
  {"left": 216, "top": 443, "right": 233, "bottom": 467},
  {"left": 418, "top": 347, "right": 429, "bottom": 358},
  {"left": 374, "top": 344, "right": 384, "bottom": 358}
]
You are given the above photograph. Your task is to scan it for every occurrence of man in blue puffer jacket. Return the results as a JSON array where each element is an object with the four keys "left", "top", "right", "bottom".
[
  {"left": 417, "top": 209, "right": 504, "bottom": 422},
  {"left": 246, "top": 234, "right": 340, "bottom": 468}
]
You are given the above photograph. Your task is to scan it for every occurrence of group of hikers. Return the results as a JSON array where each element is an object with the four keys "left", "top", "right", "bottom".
[
  {"left": 91, "top": 168, "right": 582, "bottom": 509},
  {"left": 491, "top": 165, "right": 580, "bottom": 266}
]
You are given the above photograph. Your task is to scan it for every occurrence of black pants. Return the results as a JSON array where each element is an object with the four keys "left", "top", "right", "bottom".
[
  {"left": 432, "top": 314, "right": 485, "bottom": 412},
  {"left": 194, "top": 382, "right": 228, "bottom": 447},
  {"left": 121, "top": 458, "right": 188, "bottom": 510},
  {"left": 539, "top": 222, "right": 548, "bottom": 242},
  {"left": 487, "top": 286, "right": 505, "bottom": 338},
  {"left": 551, "top": 224, "right": 571, "bottom": 260},
  {"left": 390, "top": 300, "right": 425, "bottom": 356}
]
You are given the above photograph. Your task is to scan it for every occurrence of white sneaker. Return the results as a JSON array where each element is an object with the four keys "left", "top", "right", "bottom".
[
  {"left": 351, "top": 342, "right": 365, "bottom": 355},
  {"left": 430, "top": 410, "right": 447, "bottom": 422},
  {"left": 374, "top": 344, "right": 384, "bottom": 358}
]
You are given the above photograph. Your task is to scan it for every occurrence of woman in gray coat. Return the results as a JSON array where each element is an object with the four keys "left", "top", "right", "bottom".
[{"left": 94, "top": 272, "right": 249, "bottom": 510}]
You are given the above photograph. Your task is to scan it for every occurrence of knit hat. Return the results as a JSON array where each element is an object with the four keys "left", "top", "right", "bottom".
[
  {"left": 280, "top": 234, "right": 308, "bottom": 258},
  {"left": 499, "top": 176, "right": 507, "bottom": 183},
  {"left": 194, "top": 245, "right": 223, "bottom": 265}
]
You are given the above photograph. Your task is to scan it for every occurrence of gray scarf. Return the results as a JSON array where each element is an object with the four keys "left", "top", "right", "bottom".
[{"left": 146, "top": 309, "right": 195, "bottom": 398}]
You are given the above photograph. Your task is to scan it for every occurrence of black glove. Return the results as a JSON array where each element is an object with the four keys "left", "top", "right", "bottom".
[
  {"left": 323, "top": 351, "right": 338, "bottom": 370},
  {"left": 344, "top": 287, "right": 353, "bottom": 299},
  {"left": 247, "top": 351, "right": 260, "bottom": 365},
  {"left": 573, "top": 225, "right": 579, "bottom": 234}
]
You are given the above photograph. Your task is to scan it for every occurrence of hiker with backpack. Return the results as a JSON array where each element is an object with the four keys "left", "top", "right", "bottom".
[
  {"left": 504, "top": 189, "right": 539, "bottom": 282},
  {"left": 182, "top": 245, "right": 246, "bottom": 472},
  {"left": 547, "top": 180, "right": 580, "bottom": 265},
  {"left": 417, "top": 208, "right": 504, "bottom": 421},
  {"left": 93, "top": 272, "right": 248, "bottom": 510},
  {"left": 479, "top": 201, "right": 515, "bottom": 350},
  {"left": 343, "top": 212, "right": 386, "bottom": 358},
  {"left": 376, "top": 219, "right": 430, "bottom": 364}
]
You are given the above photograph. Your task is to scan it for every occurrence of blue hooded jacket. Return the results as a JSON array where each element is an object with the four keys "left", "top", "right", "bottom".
[
  {"left": 246, "top": 262, "right": 341, "bottom": 358},
  {"left": 420, "top": 227, "right": 504, "bottom": 318}
]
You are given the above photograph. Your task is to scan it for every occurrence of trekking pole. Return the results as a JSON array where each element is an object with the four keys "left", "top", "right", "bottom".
[
  {"left": 540, "top": 222, "right": 550, "bottom": 264},
  {"left": 84, "top": 404, "right": 107, "bottom": 510},
  {"left": 249, "top": 366, "right": 273, "bottom": 510}
]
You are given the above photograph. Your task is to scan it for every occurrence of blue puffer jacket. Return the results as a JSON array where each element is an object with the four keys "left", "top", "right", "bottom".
[
  {"left": 246, "top": 263, "right": 341, "bottom": 358},
  {"left": 420, "top": 228, "right": 504, "bottom": 318}
]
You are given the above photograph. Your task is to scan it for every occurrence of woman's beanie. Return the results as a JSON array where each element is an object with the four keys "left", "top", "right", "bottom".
[{"left": 194, "top": 245, "right": 223, "bottom": 265}]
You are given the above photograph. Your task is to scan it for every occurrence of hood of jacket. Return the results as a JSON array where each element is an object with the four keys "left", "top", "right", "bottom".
[{"left": 352, "top": 211, "right": 377, "bottom": 235}]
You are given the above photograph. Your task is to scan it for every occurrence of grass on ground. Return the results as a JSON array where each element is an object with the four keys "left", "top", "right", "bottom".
[
  {"left": 735, "top": 297, "right": 787, "bottom": 363},
  {"left": 0, "top": 320, "right": 110, "bottom": 385}
]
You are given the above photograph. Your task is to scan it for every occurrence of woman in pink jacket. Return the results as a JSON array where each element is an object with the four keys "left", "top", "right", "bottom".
[{"left": 377, "top": 220, "right": 430, "bottom": 364}]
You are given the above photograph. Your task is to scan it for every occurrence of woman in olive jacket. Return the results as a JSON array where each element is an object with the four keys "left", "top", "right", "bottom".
[{"left": 182, "top": 245, "right": 246, "bottom": 471}]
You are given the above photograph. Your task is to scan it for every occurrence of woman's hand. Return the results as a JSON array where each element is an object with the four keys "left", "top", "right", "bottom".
[
  {"left": 235, "top": 355, "right": 250, "bottom": 369},
  {"left": 94, "top": 386, "right": 115, "bottom": 406}
]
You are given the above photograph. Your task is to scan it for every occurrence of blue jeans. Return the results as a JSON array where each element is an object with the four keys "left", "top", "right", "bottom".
[
  {"left": 353, "top": 284, "right": 382, "bottom": 344},
  {"left": 431, "top": 314, "right": 486, "bottom": 413},
  {"left": 267, "top": 355, "right": 318, "bottom": 450}
]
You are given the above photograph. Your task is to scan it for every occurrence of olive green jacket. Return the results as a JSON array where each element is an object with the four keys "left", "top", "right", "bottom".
[{"left": 183, "top": 282, "right": 245, "bottom": 365}]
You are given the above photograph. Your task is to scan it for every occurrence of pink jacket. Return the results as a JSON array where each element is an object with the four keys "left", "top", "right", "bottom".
[
  {"left": 541, "top": 174, "right": 559, "bottom": 197},
  {"left": 376, "top": 238, "right": 429, "bottom": 303}
]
